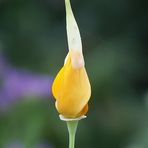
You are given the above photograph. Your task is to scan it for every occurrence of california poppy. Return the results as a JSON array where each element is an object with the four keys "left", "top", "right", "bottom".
[{"left": 52, "top": 0, "right": 91, "bottom": 118}]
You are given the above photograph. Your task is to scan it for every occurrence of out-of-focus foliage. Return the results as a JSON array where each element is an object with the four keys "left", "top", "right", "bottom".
[{"left": 0, "top": 0, "right": 148, "bottom": 147}]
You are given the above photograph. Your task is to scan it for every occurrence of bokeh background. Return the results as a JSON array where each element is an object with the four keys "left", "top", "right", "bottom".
[{"left": 0, "top": 0, "right": 148, "bottom": 147}]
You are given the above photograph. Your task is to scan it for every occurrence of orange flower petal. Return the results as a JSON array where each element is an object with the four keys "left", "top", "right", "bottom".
[{"left": 52, "top": 54, "right": 91, "bottom": 118}]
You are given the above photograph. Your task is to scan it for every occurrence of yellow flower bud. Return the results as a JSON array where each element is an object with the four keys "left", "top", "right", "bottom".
[
  {"left": 52, "top": 0, "right": 91, "bottom": 118},
  {"left": 52, "top": 52, "right": 91, "bottom": 118}
]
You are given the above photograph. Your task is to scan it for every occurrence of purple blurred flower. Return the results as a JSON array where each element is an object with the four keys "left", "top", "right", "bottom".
[
  {"left": 5, "top": 141, "right": 24, "bottom": 148},
  {"left": 0, "top": 53, "right": 52, "bottom": 111},
  {"left": 5, "top": 141, "right": 53, "bottom": 148}
]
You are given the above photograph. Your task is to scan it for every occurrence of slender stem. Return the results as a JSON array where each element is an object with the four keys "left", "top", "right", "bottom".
[{"left": 66, "top": 120, "right": 79, "bottom": 148}]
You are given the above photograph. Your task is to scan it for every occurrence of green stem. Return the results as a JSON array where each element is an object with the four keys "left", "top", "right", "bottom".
[{"left": 66, "top": 120, "right": 79, "bottom": 148}]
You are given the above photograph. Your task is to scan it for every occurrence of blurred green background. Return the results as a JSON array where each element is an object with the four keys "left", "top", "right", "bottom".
[{"left": 0, "top": 0, "right": 148, "bottom": 148}]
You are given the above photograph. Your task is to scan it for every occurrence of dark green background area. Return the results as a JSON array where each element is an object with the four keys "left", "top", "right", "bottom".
[{"left": 0, "top": 0, "right": 148, "bottom": 147}]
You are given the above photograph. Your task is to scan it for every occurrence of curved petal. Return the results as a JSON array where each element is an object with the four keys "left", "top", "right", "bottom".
[{"left": 52, "top": 54, "right": 91, "bottom": 118}]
